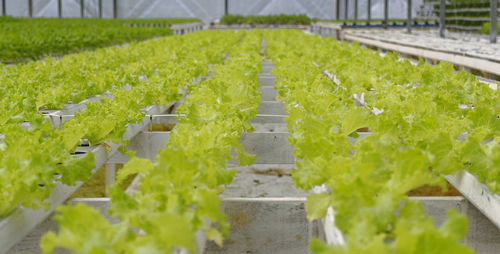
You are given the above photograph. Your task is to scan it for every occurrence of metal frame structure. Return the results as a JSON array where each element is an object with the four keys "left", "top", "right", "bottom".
[
  {"left": 491, "top": 0, "right": 498, "bottom": 43},
  {"left": 310, "top": 25, "right": 500, "bottom": 246},
  {"left": 7, "top": 58, "right": 500, "bottom": 253},
  {"left": 336, "top": 0, "right": 340, "bottom": 20},
  {"left": 80, "top": 0, "right": 84, "bottom": 18},
  {"left": 57, "top": 0, "right": 62, "bottom": 18},
  {"left": 28, "top": 0, "right": 32, "bottom": 18},
  {"left": 340, "top": 32, "right": 500, "bottom": 76},
  {"left": 2, "top": 0, "right": 6, "bottom": 16},
  {"left": 0, "top": 25, "right": 202, "bottom": 253},
  {"left": 0, "top": 101, "right": 171, "bottom": 253},
  {"left": 225, "top": 0, "right": 228, "bottom": 16},
  {"left": 344, "top": 0, "right": 348, "bottom": 20},
  {"left": 113, "top": 0, "right": 117, "bottom": 19},
  {"left": 384, "top": 0, "right": 388, "bottom": 29},
  {"left": 367, "top": 0, "right": 371, "bottom": 22},
  {"left": 407, "top": 0, "right": 412, "bottom": 34},
  {"left": 439, "top": 0, "right": 446, "bottom": 38},
  {"left": 98, "top": 0, "right": 102, "bottom": 18},
  {"left": 354, "top": 0, "right": 358, "bottom": 20}
]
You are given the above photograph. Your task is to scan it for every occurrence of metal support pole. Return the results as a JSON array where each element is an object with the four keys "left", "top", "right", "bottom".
[
  {"left": 344, "top": 0, "right": 348, "bottom": 20},
  {"left": 354, "top": 0, "right": 358, "bottom": 20},
  {"left": 407, "top": 0, "right": 412, "bottom": 33},
  {"left": 367, "top": 0, "right": 371, "bottom": 22},
  {"left": 490, "top": 0, "right": 497, "bottom": 43},
  {"left": 384, "top": 0, "right": 388, "bottom": 29},
  {"left": 80, "top": 0, "right": 84, "bottom": 18},
  {"left": 28, "top": 0, "right": 33, "bottom": 19},
  {"left": 439, "top": 0, "right": 445, "bottom": 38},
  {"left": 2, "top": 0, "right": 6, "bottom": 16},
  {"left": 58, "top": 0, "right": 62, "bottom": 19},
  {"left": 336, "top": 0, "right": 340, "bottom": 20},
  {"left": 113, "top": 0, "right": 117, "bottom": 19},
  {"left": 105, "top": 164, "right": 116, "bottom": 196},
  {"left": 98, "top": 0, "right": 102, "bottom": 18},
  {"left": 225, "top": 0, "right": 228, "bottom": 16}
]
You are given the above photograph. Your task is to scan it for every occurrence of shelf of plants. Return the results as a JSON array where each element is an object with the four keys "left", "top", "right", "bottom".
[
  {"left": 0, "top": 29, "right": 241, "bottom": 253},
  {"left": 311, "top": 22, "right": 500, "bottom": 80},
  {"left": 0, "top": 17, "right": 202, "bottom": 63},
  {"left": 1, "top": 29, "right": 499, "bottom": 254},
  {"left": 211, "top": 14, "right": 311, "bottom": 30},
  {"left": 264, "top": 29, "right": 499, "bottom": 254}
]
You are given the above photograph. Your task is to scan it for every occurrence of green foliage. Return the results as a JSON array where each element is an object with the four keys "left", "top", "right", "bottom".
[
  {"left": 0, "top": 31, "right": 236, "bottom": 218},
  {"left": 220, "top": 14, "right": 311, "bottom": 25},
  {"left": 40, "top": 30, "right": 262, "bottom": 253},
  {"left": 428, "top": 0, "right": 498, "bottom": 32},
  {"left": 118, "top": 18, "right": 200, "bottom": 25},
  {"left": 480, "top": 21, "right": 500, "bottom": 34},
  {"left": 0, "top": 17, "right": 197, "bottom": 63},
  {"left": 264, "top": 29, "right": 498, "bottom": 253},
  {"left": 318, "top": 19, "right": 437, "bottom": 24}
]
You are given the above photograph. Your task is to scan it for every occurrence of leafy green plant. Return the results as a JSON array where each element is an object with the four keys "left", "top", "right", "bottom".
[
  {"left": 428, "top": 0, "right": 498, "bottom": 32},
  {"left": 0, "top": 17, "right": 199, "bottom": 63},
  {"left": 0, "top": 31, "right": 238, "bottom": 218},
  {"left": 40, "top": 30, "right": 263, "bottom": 253},
  {"left": 264, "top": 29, "right": 498, "bottom": 253},
  {"left": 220, "top": 14, "right": 311, "bottom": 25},
  {"left": 480, "top": 21, "right": 500, "bottom": 34},
  {"left": 318, "top": 19, "right": 438, "bottom": 24}
]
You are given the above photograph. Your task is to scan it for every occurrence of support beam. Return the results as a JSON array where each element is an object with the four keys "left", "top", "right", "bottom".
[
  {"left": 105, "top": 164, "right": 116, "bottom": 196},
  {"left": 2, "top": 0, "right": 6, "bottom": 16},
  {"left": 98, "top": 0, "right": 102, "bottom": 18},
  {"left": 225, "top": 0, "right": 228, "bottom": 16},
  {"left": 384, "top": 0, "right": 388, "bottom": 29},
  {"left": 28, "top": 0, "right": 33, "bottom": 19},
  {"left": 344, "top": 0, "right": 348, "bottom": 20},
  {"left": 439, "top": 0, "right": 445, "bottom": 38},
  {"left": 490, "top": 0, "right": 498, "bottom": 43},
  {"left": 58, "top": 0, "right": 62, "bottom": 19},
  {"left": 354, "top": 0, "right": 358, "bottom": 20},
  {"left": 344, "top": 32, "right": 500, "bottom": 77},
  {"left": 80, "top": 0, "right": 84, "bottom": 18},
  {"left": 336, "top": 0, "right": 340, "bottom": 20},
  {"left": 407, "top": 0, "right": 412, "bottom": 34},
  {"left": 113, "top": 0, "right": 117, "bottom": 19},
  {"left": 367, "top": 0, "right": 371, "bottom": 22}
]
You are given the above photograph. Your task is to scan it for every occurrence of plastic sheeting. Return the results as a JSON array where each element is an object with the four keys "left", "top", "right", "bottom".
[
  {"left": 338, "top": 0, "right": 425, "bottom": 20},
  {"left": 2, "top": 0, "right": 113, "bottom": 18},
  {"left": 2, "top": 0, "right": 423, "bottom": 24}
]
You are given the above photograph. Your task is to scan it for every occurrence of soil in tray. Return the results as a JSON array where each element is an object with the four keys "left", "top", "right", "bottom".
[
  {"left": 151, "top": 123, "right": 176, "bottom": 131},
  {"left": 71, "top": 164, "right": 136, "bottom": 198},
  {"left": 406, "top": 181, "right": 462, "bottom": 196},
  {"left": 250, "top": 168, "right": 291, "bottom": 177}
]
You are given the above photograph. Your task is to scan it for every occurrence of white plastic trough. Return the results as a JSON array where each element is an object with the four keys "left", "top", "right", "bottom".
[
  {"left": 1, "top": 103, "right": 171, "bottom": 254},
  {"left": 7, "top": 60, "right": 500, "bottom": 254},
  {"left": 171, "top": 22, "right": 204, "bottom": 35}
]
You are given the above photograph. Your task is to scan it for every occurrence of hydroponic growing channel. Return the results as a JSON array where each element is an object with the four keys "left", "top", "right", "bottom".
[{"left": 0, "top": 27, "right": 499, "bottom": 254}]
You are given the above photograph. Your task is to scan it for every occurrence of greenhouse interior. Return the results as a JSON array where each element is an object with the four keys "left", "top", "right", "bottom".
[{"left": 0, "top": 0, "right": 499, "bottom": 253}]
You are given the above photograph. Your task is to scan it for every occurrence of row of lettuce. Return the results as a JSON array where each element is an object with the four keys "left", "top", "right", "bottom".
[
  {"left": 0, "top": 17, "right": 198, "bottom": 63},
  {"left": 0, "top": 31, "right": 242, "bottom": 219},
  {"left": 0, "top": 27, "right": 263, "bottom": 253},
  {"left": 41, "top": 31, "right": 263, "bottom": 253},
  {"left": 427, "top": 0, "right": 499, "bottom": 32},
  {"left": 2, "top": 28, "right": 499, "bottom": 253},
  {"left": 218, "top": 15, "right": 436, "bottom": 26},
  {"left": 264, "top": 30, "right": 498, "bottom": 253},
  {"left": 219, "top": 14, "right": 311, "bottom": 25},
  {"left": 480, "top": 21, "right": 500, "bottom": 35}
]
